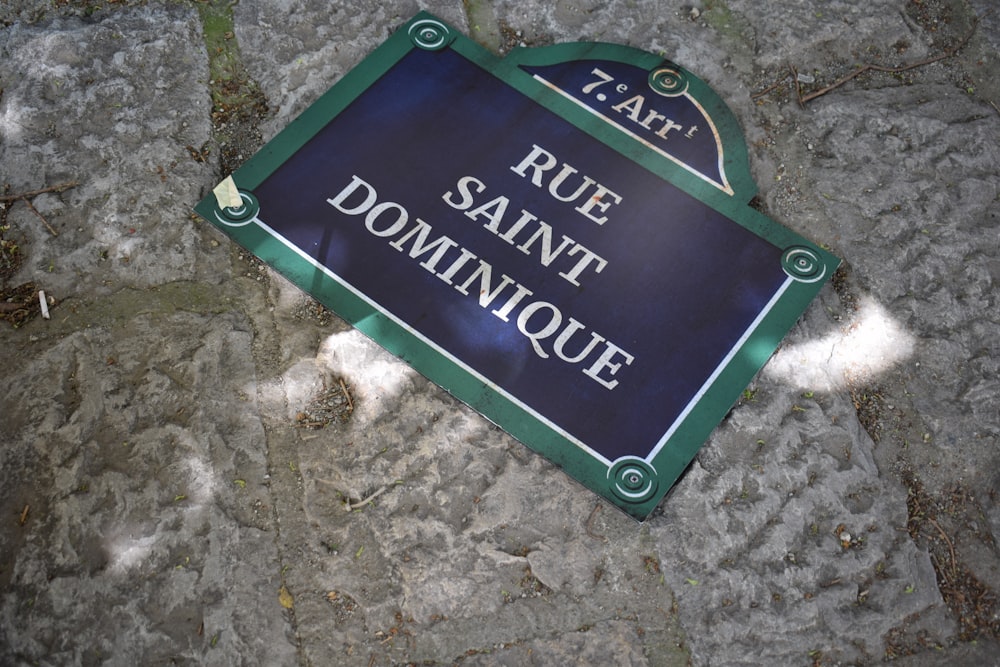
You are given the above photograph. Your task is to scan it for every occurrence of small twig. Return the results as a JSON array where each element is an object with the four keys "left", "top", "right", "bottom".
[
  {"left": 750, "top": 74, "right": 789, "bottom": 100},
  {"left": 339, "top": 377, "right": 354, "bottom": 411},
  {"left": 585, "top": 501, "right": 607, "bottom": 542},
  {"left": 989, "top": 99, "right": 1000, "bottom": 116},
  {"left": 19, "top": 504, "right": 30, "bottom": 525},
  {"left": 752, "top": 19, "right": 978, "bottom": 105},
  {"left": 790, "top": 64, "right": 803, "bottom": 108},
  {"left": 800, "top": 19, "right": 978, "bottom": 104},
  {"left": 294, "top": 419, "right": 329, "bottom": 429},
  {"left": 345, "top": 484, "right": 390, "bottom": 511},
  {"left": 0, "top": 181, "right": 79, "bottom": 203},
  {"left": 928, "top": 516, "right": 959, "bottom": 580},
  {"left": 23, "top": 198, "right": 58, "bottom": 237},
  {"left": 0, "top": 180, "right": 79, "bottom": 237}
]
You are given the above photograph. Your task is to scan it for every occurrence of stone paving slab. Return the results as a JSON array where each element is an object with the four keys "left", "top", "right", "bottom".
[
  {"left": 1, "top": 1, "right": 998, "bottom": 666},
  {"left": 0, "top": 4, "right": 294, "bottom": 665}
]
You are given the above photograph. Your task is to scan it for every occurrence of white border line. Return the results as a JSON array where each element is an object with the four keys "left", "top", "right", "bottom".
[{"left": 644, "top": 277, "right": 793, "bottom": 462}]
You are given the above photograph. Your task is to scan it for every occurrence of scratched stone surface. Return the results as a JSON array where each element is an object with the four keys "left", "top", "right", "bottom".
[
  {"left": 0, "top": 5, "right": 297, "bottom": 665},
  {"left": 1, "top": 1, "right": 999, "bottom": 666}
]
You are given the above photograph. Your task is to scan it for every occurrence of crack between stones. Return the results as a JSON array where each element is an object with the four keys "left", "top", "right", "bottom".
[
  {"left": 194, "top": 0, "right": 269, "bottom": 177},
  {"left": 193, "top": 2, "right": 307, "bottom": 664}
]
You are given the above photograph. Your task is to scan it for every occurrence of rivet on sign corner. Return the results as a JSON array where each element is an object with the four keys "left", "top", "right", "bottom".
[
  {"left": 408, "top": 19, "right": 454, "bottom": 51},
  {"left": 648, "top": 64, "right": 689, "bottom": 97},
  {"left": 781, "top": 245, "right": 827, "bottom": 283},
  {"left": 214, "top": 190, "right": 261, "bottom": 228},
  {"left": 608, "top": 456, "right": 659, "bottom": 503}
]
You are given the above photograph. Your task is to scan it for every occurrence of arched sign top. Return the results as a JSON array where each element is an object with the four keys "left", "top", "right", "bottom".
[{"left": 506, "top": 43, "right": 756, "bottom": 202}]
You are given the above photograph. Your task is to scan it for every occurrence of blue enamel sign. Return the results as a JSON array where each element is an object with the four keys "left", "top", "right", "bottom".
[{"left": 195, "top": 14, "right": 839, "bottom": 519}]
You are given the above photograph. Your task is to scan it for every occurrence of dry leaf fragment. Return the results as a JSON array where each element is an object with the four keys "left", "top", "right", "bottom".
[{"left": 278, "top": 585, "right": 294, "bottom": 609}]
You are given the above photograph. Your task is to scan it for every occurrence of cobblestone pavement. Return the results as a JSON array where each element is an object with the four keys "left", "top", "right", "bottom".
[{"left": 1, "top": 1, "right": 998, "bottom": 665}]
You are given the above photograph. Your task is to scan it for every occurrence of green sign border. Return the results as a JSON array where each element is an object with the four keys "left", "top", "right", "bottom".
[{"left": 196, "top": 12, "right": 839, "bottom": 520}]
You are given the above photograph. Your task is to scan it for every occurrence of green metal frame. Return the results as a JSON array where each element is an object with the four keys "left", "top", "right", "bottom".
[{"left": 195, "top": 12, "right": 839, "bottom": 520}]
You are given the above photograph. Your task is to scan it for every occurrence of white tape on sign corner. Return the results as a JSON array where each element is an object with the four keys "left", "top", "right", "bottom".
[{"left": 212, "top": 175, "right": 242, "bottom": 209}]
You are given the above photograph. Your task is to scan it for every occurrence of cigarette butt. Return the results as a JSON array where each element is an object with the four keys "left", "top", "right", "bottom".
[{"left": 39, "top": 290, "right": 50, "bottom": 319}]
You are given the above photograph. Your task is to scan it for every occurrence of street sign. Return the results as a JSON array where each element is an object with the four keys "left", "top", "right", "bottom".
[{"left": 195, "top": 13, "right": 839, "bottom": 520}]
